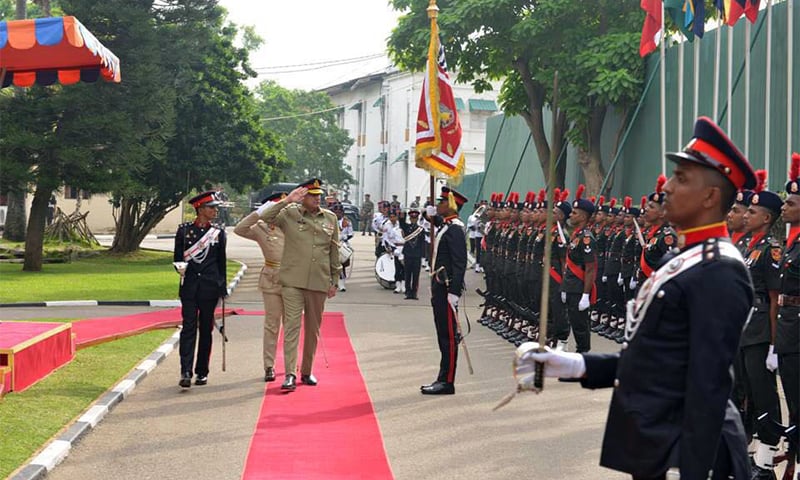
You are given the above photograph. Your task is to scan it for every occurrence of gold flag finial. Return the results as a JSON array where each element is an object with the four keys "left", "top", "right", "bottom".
[{"left": 427, "top": 0, "right": 439, "bottom": 19}]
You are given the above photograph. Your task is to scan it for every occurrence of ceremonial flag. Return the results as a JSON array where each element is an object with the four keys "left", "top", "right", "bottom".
[
  {"left": 727, "top": 0, "right": 759, "bottom": 26},
  {"left": 415, "top": 11, "right": 465, "bottom": 181},
  {"left": 639, "top": 0, "right": 663, "bottom": 57},
  {"left": 665, "top": 0, "right": 694, "bottom": 40},
  {"left": 690, "top": 0, "right": 706, "bottom": 37}
]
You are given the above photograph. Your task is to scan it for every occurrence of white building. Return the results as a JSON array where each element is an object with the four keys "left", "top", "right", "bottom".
[{"left": 321, "top": 67, "right": 500, "bottom": 208}]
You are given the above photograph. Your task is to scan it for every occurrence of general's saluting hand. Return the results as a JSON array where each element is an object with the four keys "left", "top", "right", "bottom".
[{"left": 286, "top": 186, "right": 309, "bottom": 203}]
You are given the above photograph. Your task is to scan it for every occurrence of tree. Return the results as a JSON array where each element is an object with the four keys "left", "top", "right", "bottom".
[
  {"left": 388, "top": 0, "right": 645, "bottom": 194},
  {"left": 254, "top": 81, "right": 354, "bottom": 191},
  {"left": 106, "top": 0, "right": 284, "bottom": 253}
]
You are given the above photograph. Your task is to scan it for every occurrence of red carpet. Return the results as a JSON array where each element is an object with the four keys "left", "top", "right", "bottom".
[
  {"left": 241, "top": 312, "right": 393, "bottom": 479},
  {"left": 71, "top": 307, "right": 242, "bottom": 348}
]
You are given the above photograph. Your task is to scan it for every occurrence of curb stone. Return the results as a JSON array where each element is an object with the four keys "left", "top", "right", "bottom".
[{"left": 9, "top": 330, "right": 182, "bottom": 480}]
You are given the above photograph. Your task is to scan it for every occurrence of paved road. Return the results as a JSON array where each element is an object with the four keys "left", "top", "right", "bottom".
[{"left": 9, "top": 231, "right": 627, "bottom": 480}]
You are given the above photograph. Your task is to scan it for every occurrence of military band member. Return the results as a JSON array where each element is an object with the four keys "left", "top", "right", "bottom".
[
  {"left": 262, "top": 179, "right": 341, "bottom": 391},
  {"left": 174, "top": 191, "right": 228, "bottom": 388},
  {"left": 520, "top": 117, "right": 756, "bottom": 480},
  {"left": 399, "top": 207, "right": 426, "bottom": 300},
  {"left": 741, "top": 171, "right": 785, "bottom": 479},
  {"left": 777, "top": 153, "right": 800, "bottom": 477},
  {"left": 421, "top": 187, "right": 468, "bottom": 395},
  {"left": 234, "top": 192, "right": 286, "bottom": 382},
  {"left": 331, "top": 202, "right": 353, "bottom": 292},
  {"left": 560, "top": 185, "right": 597, "bottom": 353}
]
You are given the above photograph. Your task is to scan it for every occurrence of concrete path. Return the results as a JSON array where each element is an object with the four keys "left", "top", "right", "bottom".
[{"left": 7, "top": 231, "right": 627, "bottom": 480}]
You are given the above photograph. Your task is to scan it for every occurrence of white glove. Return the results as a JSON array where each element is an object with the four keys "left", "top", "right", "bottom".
[
  {"left": 561, "top": 291, "right": 567, "bottom": 304},
  {"left": 766, "top": 345, "right": 778, "bottom": 372},
  {"left": 514, "top": 342, "right": 586, "bottom": 380},
  {"left": 578, "top": 293, "right": 590, "bottom": 311},
  {"left": 617, "top": 273, "right": 623, "bottom": 286},
  {"left": 425, "top": 205, "right": 437, "bottom": 217},
  {"left": 629, "top": 278, "right": 638, "bottom": 290},
  {"left": 256, "top": 200, "right": 273, "bottom": 216},
  {"left": 601, "top": 275, "right": 607, "bottom": 283},
  {"left": 447, "top": 293, "right": 459, "bottom": 309}
]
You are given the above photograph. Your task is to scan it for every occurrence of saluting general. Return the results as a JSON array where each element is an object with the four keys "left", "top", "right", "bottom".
[
  {"left": 518, "top": 117, "right": 756, "bottom": 480},
  {"left": 261, "top": 179, "right": 341, "bottom": 392}
]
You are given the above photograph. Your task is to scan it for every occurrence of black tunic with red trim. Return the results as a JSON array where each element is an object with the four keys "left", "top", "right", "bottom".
[
  {"left": 776, "top": 228, "right": 800, "bottom": 355},
  {"left": 173, "top": 221, "right": 227, "bottom": 299},
  {"left": 562, "top": 227, "right": 597, "bottom": 294},
  {"left": 640, "top": 223, "right": 677, "bottom": 277}
]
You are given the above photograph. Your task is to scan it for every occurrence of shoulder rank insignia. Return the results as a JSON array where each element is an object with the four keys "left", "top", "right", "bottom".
[
  {"left": 664, "top": 235, "right": 674, "bottom": 246},
  {"left": 771, "top": 246, "right": 782, "bottom": 262}
]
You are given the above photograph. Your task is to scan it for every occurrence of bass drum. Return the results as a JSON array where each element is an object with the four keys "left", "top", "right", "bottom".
[{"left": 374, "top": 253, "right": 396, "bottom": 290}]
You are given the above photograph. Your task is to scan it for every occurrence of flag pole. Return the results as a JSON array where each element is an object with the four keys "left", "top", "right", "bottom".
[
  {"left": 660, "top": 0, "right": 666, "bottom": 174},
  {"left": 426, "top": 0, "right": 439, "bottom": 269},
  {"left": 693, "top": 40, "right": 700, "bottom": 120},
  {"left": 745, "top": 20, "right": 751, "bottom": 159},
  {"left": 788, "top": 0, "right": 794, "bottom": 163},
  {"left": 726, "top": 26, "right": 733, "bottom": 133},
  {"left": 764, "top": 0, "right": 773, "bottom": 175},
  {"left": 678, "top": 38, "right": 685, "bottom": 148},
  {"left": 713, "top": 12, "right": 722, "bottom": 121}
]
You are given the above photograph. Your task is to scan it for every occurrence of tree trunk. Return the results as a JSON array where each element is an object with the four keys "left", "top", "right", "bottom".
[
  {"left": 3, "top": 190, "right": 27, "bottom": 242},
  {"left": 110, "top": 197, "right": 175, "bottom": 254},
  {"left": 15, "top": 0, "right": 25, "bottom": 19},
  {"left": 23, "top": 184, "right": 53, "bottom": 271},
  {"left": 577, "top": 106, "right": 608, "bottom": 196}
]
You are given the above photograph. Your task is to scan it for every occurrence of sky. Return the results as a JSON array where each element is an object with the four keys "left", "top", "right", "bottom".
[{"left": 218, "top": 0, "right": 403, "bottom": 91}]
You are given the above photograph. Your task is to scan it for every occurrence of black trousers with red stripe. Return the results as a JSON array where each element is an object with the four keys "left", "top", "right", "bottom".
[{"left": 431, "top": 282, "right": 458, "bottom": 384}]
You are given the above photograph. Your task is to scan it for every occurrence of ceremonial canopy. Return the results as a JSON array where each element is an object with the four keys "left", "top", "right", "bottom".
[{"left": 0, "top": 16, "right": 121, "bottom": 88}]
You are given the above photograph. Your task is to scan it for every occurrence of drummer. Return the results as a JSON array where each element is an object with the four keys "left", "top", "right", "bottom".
[{"left": 383, "top": 207, "right": 406, "bottom": 294}]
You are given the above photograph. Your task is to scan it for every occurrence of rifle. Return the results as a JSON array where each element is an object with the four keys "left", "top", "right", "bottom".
[{"left": 632, "top": 219, "right": 647, "bottom": 248}]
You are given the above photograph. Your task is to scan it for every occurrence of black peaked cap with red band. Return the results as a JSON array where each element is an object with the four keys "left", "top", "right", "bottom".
[
  {"left": 439, "top": 186, "right": 468, "bottom": 210},
  {"left": 666, "top": 116, "right": 756, "bottom": 190},
  {"left": 189, "top": 191, "right": 222, "bottom": 208}
]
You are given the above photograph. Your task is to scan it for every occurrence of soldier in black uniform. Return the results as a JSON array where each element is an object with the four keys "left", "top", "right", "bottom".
[
  {"left": 550, "top": 189, "right": 570, "bottom": 348},
  {"left": 173, "top": 191, "right": 228, "bottom": 388},
  {"left": 521, "top": 117, "right": 756, "bottom": 480},
  {"left": 728, "top": 189, "right": 753, "bottom": 254},
  {"left": 560, "top": 185, "right": 597, "bottom": 353},
  {"left": 777, "top": 154, "right": 800, "bottom": 478},
  {"left": 399, "top": 207, "right": 426, "bottom": 300},
  {"left": 741, "top": 175, "right": 785, "bottom": 479},
  {"left": 603, "top": 201, "right": 626, "bottom": 343},
  {"left": 639, "top": 175, "right": 678, "bottom": 282},
  {"left": 421, "top": 187, "right": 468, "bottom": 395}
]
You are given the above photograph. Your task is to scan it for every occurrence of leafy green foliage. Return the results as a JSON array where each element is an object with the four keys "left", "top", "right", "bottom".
[{"left": 254, "top": 81, "right": 354, "bottom": 190}]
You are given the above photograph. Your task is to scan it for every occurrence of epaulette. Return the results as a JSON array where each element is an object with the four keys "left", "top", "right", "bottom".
[{"left": 701, "top": 237, "right": 721, "bottom": 264}]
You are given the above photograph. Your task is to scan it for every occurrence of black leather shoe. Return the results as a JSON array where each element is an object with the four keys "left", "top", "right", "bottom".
[
  {"left": 179, "top": 372, "right": 192, "bottom": 388},
  {"left": 195, "top": 375, "right": 208, "bottom": 386},
  {"left": 300, "top": 374, "right": 318, "bottom": 386},
  {"left": 281, "top": 374, "right": 296, "bottom": 391},
  {"left": 421, "top": 382, "right": 455, "bottom": 395},
  {"left": 264, "top": 367, "right": 276, "bottom": 382},
  {"left": 420, "top": 380, "right": 440, "bottom": 390}
]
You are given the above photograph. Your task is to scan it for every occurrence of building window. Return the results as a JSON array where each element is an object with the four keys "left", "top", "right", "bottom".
[
  {"left": 470, "top": 111, "right": 491, "bottom": 130},
  {"left": 64, "top": 186, "right": 91, "bottom": 200}
]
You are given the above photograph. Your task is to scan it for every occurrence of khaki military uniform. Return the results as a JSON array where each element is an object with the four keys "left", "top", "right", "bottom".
[
  {"left": 233, "top": 211, "right": 285, "bottom": 372},
  {"left": 262, "top": 199, "right": 341, "bottom": 376}
]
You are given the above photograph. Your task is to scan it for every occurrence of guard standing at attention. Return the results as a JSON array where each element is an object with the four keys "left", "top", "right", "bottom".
[
  {"left": 233, "top": 192, "right": 286, "bottom": 383},
  {"left": 261, "top": 179, "right": 341, "bottom": 391},
  {"left": 421, "top": 186, "right": 468, "bottom": 395},
  {"left": 520, "top": 117, "right": 757, "bottom": 480},
  {"left": 777, "top": 153, "right": 800, "bottom": 478},
  {"left": 740, "top": 171, "right": 785, "bottom": 479},
  {"left": 174, "top": 191, "right": 228, "bottom": 388}
]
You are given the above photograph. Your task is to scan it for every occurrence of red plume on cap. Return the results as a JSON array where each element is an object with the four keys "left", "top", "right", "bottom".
[
  {"left": 561, "top": 189, "right": 570, "bottom": 203},
  {"left": 575, "top": 184, "right": 585, "bottom": 201},
  {"left": 490, "top": 193, "right": 496, "bottom": 202},
  {"left": 640, "top": 196, "right": 647, "bottom": 209},
  {"left": 598, "top": 195, "right": 605, "bottom": 206},
  {"left": 496, "top": 192, "right": 504, "bottom": 202},
  {"left": 590, "top": 195, "right": 596, "bottom": 203},
  {"left": 609, "top": 197, "right": 617, "bottom": 209},
  {"left": 526, "top": 191, "right": 535, "bottom": 204},
  {"left": 553, "top": 187, "right": 561, "bottom": 204},
  {"left": 655, "top": 174, "right": 667, "bottom": 194},
  {"left": 791, "top": 153, "right": 800, "bottom": 181},
  {"left": 624, "top": 196, "right": 632, "bottom": 210},
  {"left": 538, "top": 189, "right": 546, "bottom": 204},
  {"left": 754, "top": 170, "right": 767, "bottom": 193}
]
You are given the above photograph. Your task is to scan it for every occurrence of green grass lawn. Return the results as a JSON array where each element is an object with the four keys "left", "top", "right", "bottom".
[
  {"left": 0, "top": 326, "right": 175, "bottom": 479},
  {"left": 0, "top": 249, "right": 242, "bottom": 303}
]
